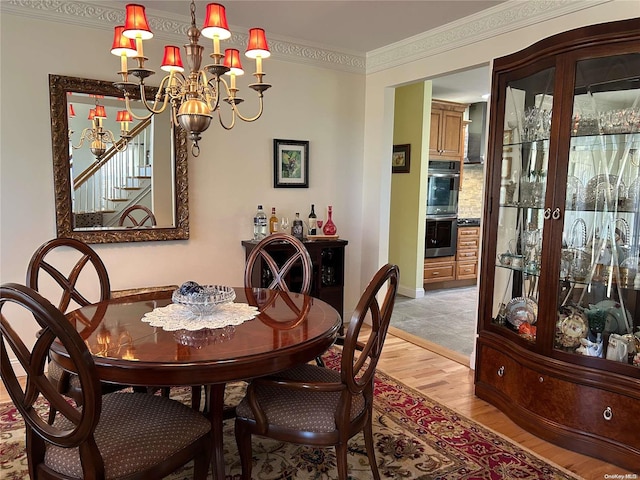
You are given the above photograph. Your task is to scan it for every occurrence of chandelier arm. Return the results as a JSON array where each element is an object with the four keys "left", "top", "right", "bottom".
[
  {"left": 102, "top": 131, "right": 128, "bottom": 152},
  {"left": 201, "top": 71, "right": 220, "bottom": 112},
  {"left": 167, "top": 72, "right": 187, "bottom": 100},
  {"left": 216, "top": 106, "right": 236, "bottom": 131},
  {"left": 170, "top": 99, "right": 181, "bottom": 129},
  {"left": 230, "top": 96, "right": 265, "bottom": 123},
  {"left": 124, "top": 95, "right": 155, "bottom": 121},
  {"left": 133, "top": 78, "right": 172, "bottom": 117},
  {"left": 71, "top": 128, "right": 93, "bottom": 150}
]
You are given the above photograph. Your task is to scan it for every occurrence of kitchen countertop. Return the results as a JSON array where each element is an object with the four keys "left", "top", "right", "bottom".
[{"left": 457, "top": 218, "right": 481, "bottom": 226}]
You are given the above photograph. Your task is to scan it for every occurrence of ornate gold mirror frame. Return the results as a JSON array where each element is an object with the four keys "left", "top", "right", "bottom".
[{"left": 49, "top": 74, "right": 189, "bottom": 243}]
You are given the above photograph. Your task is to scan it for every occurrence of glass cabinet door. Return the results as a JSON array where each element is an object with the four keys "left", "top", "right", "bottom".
[
  {"left": 555, "top": 53, "right": 639, "bottom": 363},
  {"left": 492, "top": 67, "right": 555, "bottom": 344}
]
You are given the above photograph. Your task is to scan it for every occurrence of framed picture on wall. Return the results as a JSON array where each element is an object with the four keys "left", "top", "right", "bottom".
[
  {"left": 273, "top": 139, "right": 309, "bottom": 188},
  {"left": 392, "top": 144, "right": 411, "bottom": 173}
]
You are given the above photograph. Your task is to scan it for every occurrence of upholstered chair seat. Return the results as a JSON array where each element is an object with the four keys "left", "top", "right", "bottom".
[
  {"left": 45, "top": 392, "right": 211, "bottom": 479},
  {"left": 236, "top": 364, "right": 366, "bottom": 433}
]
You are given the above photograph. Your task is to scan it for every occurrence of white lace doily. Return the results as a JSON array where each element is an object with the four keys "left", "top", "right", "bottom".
[{"left": 142, "top": 302, "right": 259, "bottom": 331}]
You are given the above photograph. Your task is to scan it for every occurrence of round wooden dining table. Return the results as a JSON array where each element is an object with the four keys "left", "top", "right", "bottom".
[{"left": 50, "top": 286, "right": 341, "bottom": 480}]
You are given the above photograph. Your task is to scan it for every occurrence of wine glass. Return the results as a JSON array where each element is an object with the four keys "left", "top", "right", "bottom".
[
  {"left": 316, "top": 220, "right": 323, "bottom": 232},
  {"left": 280, "top": 216, "right": 290, "bottom": 234}
]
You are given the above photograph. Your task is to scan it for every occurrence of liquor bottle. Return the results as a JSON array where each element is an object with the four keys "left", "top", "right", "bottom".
[
  {"left": 269, "top": 207, "right": 279, "bottom": 234},
  {"left": 322, "top": 205, "right": 337, "bottom": 235},
  {"left": 292, "top": 212, "right": 304, "bottom": 240},
  {"left": 253, "top": 205, "right": 267, "bottom": 240},
  {"left": 308, "top": 204, "right": 317, "bottom": 236}
]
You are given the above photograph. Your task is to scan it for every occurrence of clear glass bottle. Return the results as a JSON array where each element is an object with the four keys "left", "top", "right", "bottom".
[
  {"left": 253, "top": 205, "right": 267, "bottom": 240},
  {"left": 308, "top": 204, "right": 317, "bottom": 236},
  {"left": 322, "top": 205, "right": 337, "bottom": 235},
  {"left": 269, "top": 207, "right": 279, "bottom": 234},
  {"left": 292, "top": 212, "right": 304, "bottom": 240}
]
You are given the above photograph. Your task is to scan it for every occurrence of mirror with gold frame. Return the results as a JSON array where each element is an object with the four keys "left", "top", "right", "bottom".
[{"left": 49, "top": 74, "right": 189, "bottom": 243}]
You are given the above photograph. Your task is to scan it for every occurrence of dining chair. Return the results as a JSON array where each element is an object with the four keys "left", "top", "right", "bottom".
[
  {"left": 198, "top": 233, "right": 314, "bottom": 413},
  {"left": 193, "top": 234, "right": 316, "bottom": 414},
  {"left": 244, "top": 232, "right": 313, "bottom": 294},
  {"left": 118, "top": 204, "right": 157, "bottom": 227},
  {"left": 26, "top": 237, "right": 174, "bottom": 420},
  {"left": 0, "top": 282, "right": 212, "bottom": 480},
  {"left": 234, "top": 263, "right": 399, "bottom": 480}
]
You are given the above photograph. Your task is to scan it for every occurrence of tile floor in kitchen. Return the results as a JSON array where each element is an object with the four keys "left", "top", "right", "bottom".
[{"left": 390, "top": 285, "right": 478, "bottom": 357}]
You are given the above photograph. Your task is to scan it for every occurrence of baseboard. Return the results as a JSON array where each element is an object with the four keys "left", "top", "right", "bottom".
[{"left": 397, "top": 285, "right": 425, "bottom": 298}]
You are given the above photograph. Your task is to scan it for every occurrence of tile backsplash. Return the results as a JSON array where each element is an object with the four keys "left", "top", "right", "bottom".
[{"left": 459, "top": 163, "right": 485, "bottom": 219}]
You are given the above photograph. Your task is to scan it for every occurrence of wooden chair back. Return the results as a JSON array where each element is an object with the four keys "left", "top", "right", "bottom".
[
  {"left": 244, "top": 233, "right": 313, "bottom": 294},
  {"left": 341, "top": 263, "right": 399, "bottom": 395},
  {"left": 118, "top": 204, "right": 157, "bottom": 227},
  {"left": 26, "top": 237, "right": 111, "bottom": 313},
  {"left": 1, "top": 283, "right": 104, "bottom": 473}
]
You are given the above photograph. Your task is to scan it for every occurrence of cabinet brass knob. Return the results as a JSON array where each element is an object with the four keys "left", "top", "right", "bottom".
[
  {"left": 497, "top": 366, "right": 505, "bottom": 377},
  {"left": 603, "top": 406, "right": 613, "bottom": 421},
  {"left": 552, "top": 207, "right": 561, "bottom": 220}
]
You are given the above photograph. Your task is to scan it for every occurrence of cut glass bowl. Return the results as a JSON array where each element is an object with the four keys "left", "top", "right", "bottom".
[{"left": 172, "top": 285, "right": 236, "bottom": 316}]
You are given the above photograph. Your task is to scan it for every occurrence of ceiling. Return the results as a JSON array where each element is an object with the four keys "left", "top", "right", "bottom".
[
  {"left": 107, "top": 0, "right": 501, "bottom": 104},
  {"left": 118, "top": 1, "right": 505, "bottom": 54}
]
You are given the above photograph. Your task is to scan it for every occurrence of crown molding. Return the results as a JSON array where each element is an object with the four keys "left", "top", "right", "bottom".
[
  {"left": 1, "top": 0, "right": 611, "bottom": 75},
  {"left": 366, "top": 0, "right": 612, "bottom": 74},
  {"left": 0, "top": 0, "right": 365, "bottom": 73}
]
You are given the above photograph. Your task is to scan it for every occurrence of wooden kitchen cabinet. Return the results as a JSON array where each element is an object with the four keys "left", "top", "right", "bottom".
[
  {"left": 423, "top": 256, "right": 455, "bottom": 283},
  {"left": 474, "top": 19, "right": 640, "bottom": 471},
  {"left": 429, "top": 100, "right": 467, "bottom": 160},
  {"left": 456, "top": 226, "right": 479, "bottom": 280}
]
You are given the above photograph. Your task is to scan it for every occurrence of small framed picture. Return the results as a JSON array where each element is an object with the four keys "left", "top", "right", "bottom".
[
  {"left": 273, "top": 139, "right": 309, "bottom": 188},
  {"left": 392, "top": 144, "right": 411, "bottom": 173}
]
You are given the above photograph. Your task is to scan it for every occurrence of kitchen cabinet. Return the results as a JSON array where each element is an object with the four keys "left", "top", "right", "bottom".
[
  {"left": 456, "top": 226, "right": 479, "bottom": 280},
  {"left": 474, "top": 19, "right": 639, "bottom": 471},
  {"left": 242, "top": 239, "right": 348, "bottom": 325},
  {"left": 423, "top": 256, "right": 456, "bottom": 283},
  {"left": 429, "top": 100, "right": 467, "bottom": 160}
]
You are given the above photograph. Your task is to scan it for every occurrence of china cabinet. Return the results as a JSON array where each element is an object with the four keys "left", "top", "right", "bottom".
[{"left": 474, "top": 19, "right": 640, "bottom": 470}]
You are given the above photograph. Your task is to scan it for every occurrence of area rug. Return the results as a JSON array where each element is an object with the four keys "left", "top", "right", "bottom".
[{"left": 1, "top": 349, "right": 579, "bottom": 480}]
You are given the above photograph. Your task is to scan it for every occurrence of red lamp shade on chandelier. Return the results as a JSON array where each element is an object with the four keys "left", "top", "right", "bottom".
[
  {"left": 201, "top": 3, "right": 231, "bottom": 41},
  {"left": 161, "top": 46, "right": 185, "bottom": 73},
  {"left": 123, "top": 4, "right": 152, "bottom": 39}
]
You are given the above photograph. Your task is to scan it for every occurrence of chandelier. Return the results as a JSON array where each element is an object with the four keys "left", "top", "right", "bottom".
[
  {"left": 111, "top": 1, "right": 271, "bottom": 157},
  {"left": 70, "top": 97, "right": 132, "bottom": 158}
]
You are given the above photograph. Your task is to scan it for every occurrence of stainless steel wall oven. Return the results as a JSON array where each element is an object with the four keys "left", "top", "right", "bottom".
[{"left": 425, "top": 160, "right": 460, "bottom": 257}]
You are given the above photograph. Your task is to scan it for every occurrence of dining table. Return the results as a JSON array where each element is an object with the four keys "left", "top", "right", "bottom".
[{"left": 49, "top": 286, "right": 342, "bottom": 480}]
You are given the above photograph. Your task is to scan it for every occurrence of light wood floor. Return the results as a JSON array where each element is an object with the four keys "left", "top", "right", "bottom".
[{"left": 2, "top": 332, "right": 634, "bottom": 479}]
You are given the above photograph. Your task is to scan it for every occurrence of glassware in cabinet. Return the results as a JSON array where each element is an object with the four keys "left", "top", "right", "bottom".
[
  {"left": 491, "top": 67, "right": 555, "bottom": 344},
  {"left": 555, "top": 52, "right": 640, "bottom": 364}
]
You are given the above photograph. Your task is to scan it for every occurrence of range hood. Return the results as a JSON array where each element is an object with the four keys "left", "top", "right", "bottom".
[{"left": 465, "top": 102, "right": 487, "bottom": 164}]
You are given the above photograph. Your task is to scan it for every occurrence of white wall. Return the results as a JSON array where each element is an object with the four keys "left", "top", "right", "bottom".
[{"left": 0, "top": 13, "right": 366, "bottom": 350}]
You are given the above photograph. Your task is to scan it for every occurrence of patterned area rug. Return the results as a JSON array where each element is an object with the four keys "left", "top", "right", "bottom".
[{"left": 1, "top": 349, "right": 579, "bottom": 479}]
